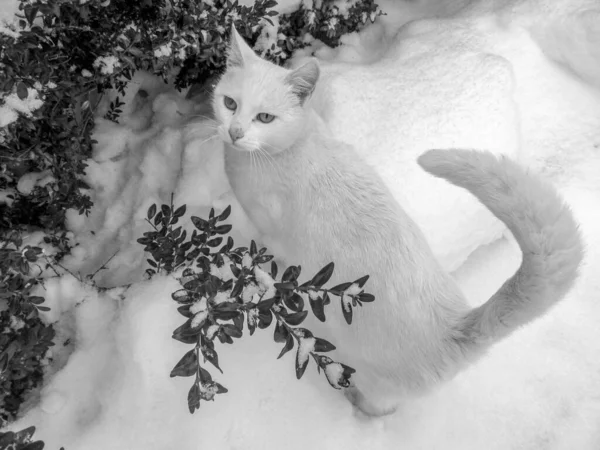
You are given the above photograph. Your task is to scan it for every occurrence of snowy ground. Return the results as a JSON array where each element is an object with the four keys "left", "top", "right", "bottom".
[{"left": 5, "top": 0, "right": 600, "bottom": 449}]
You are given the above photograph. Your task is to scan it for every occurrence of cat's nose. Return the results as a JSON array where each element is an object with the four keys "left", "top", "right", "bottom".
[{"left": 229, "top": 126, "right": 244, "bottom": 142}]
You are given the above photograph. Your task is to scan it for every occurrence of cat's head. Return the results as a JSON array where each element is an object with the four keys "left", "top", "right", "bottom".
[{"left": 212, "top": 26, "right": 319, "bottom": 155}]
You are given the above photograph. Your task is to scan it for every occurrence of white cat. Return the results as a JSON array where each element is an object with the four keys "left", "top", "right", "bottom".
[{"left": 210, "top": 27, "right": 584, "bottom": 416}]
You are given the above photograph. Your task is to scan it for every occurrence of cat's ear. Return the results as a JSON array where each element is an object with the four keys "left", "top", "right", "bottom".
[
  {"left": 286, "top": 60, "right": 320, "bottom": 104},
  {"left": 227, "top": 25, "right": 255, "bottom": 68}
]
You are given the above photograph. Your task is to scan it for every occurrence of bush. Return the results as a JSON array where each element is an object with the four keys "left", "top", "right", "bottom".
[
  {"left": 138, "top": 199, "right": 375, "bottom": 412},
  {"left": 1, "top": 0, "right": 382, "bottom": 433}
]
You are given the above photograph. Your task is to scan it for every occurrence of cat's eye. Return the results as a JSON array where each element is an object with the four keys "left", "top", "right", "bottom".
[
  {"left": 257, "top": 113, "right": 275, "bottom": 124},
  {"left": 224, "top": 96, "right": 237, "bottom": 111}
]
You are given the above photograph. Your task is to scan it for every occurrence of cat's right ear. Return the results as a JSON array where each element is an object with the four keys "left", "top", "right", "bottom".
[
  {"left": 286, "top": 60, "right": 320, "bottom": 105},
  {"left": 227, "top": 25, "right": 254, "bottom": 68}
]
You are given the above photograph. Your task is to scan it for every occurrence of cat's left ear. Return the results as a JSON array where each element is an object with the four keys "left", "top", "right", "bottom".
[
  {"left": 227, "top": 25, "right": 257, "bottom": 68},
  {"left": 285, "top": 60, "right": 320, "bottom": 105}
]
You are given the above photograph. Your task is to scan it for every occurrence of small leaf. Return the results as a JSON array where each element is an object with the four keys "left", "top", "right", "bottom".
[
  {"left": 171, "top": 289, "right": 193, "bottom": 303},
  {"left": 354, "top": 275, "right": 370, "bottom": 288},
  {"left": 310, "top": 262, "right": 334, "bottom": 288},
  {"left": 358, "top": 292, "right": 375, "bottom": 303},
  {"left": 191, "top": 216, "right": 209, "bottom": 231},
  {"left": 198, "top": 366, "right": 213, "bottom": 384},
  {"left": 188, "top": 383, "right": 201, "bottom": 414},
  {"left": 273, "top": 321, "right": 289, "bottom": 343},
  {"left": 170, "top": 349, "right": 198, "bottom": 377},
  {"left": 174, "top": 205, "right": 187, "bottom": 218},
  {"left": 284, "top": 292, "right": 304, "bottom": 312},
  {"left": 207, "top": 237, "right": 223, "bottom": 247},
  {"left": 250, "top": 240, "right": 257, "bottom": 256},
  {"left": 277, "top": 334, "right": 294, "bottom": 359},
  {"left": 161, "top": 204, "right": 171, "bottom": 217},
  {"left": 313, "top": 337, "right": 336, "bottom": 352},
  {"left": 28, "top": 296, "right": 45, "bottom": 305},
  {"left": 270, "top": 261, "right": 278, "bottom": 279},
  {"left": 309, "top": 294, "right": 326, "bottom": 322},
  {"left": 214, "top": 224, "right": 232, "bottom": 235},
  {"left": 17, "top": 82, "right": 28, "bottom": 100},
  {"left": 341, "top": 297, "right": 353, "bottom": 325},
  {"left": 283, "top": 310, "right": 307, "bottom": 326},
  {"left": 218, "top": 205, "right": 232, "bottom": 221},
  {"left": 282, "top": 265, "right": 301, "bottom": 283},
  {"left": 221, "top": 324, "right": 242, "bottom": 339},
  {"left": 256, "top": 296, "right": 277, "bottom": 311},
  {"left": 258, "top": 309, "right": 273, "bottom": 329}
]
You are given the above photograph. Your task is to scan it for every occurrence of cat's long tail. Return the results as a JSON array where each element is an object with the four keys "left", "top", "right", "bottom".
[{"left": 417, "top": 149, "right": 584, "bottom": 353}]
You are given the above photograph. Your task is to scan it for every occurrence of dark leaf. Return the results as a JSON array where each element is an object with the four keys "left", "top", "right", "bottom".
[
  {"left": 341, "top": 298, "right": 353, "bottom": 325},
  {"left": 18, "top": 81, "right": 28, "bottom": 99},
  {"left": 270, "top": 260, "right": 278, "bottom": 279},
  {"left": 354, "top": 275, "right": 370, "bottom": 288},
  {"left": 177, "top": 305, "right": 193, "bottom": 318},
  {"left": 207, "top": 237, "right": 223, "bottom": 247},
  {"left": 198, "top": 366, "right": 213, "bottom": 384},
  {"left": 214, "top": 224, "right": 232, "bottom": 235},
  {"left": 283, "top": 310, "right": 307, "bottom": 326},
  {"left": 310, "top": 262, "right": 334, "bottom": 288},
  {"left": 273, "top": 321, "right": 289, "bottom": 343},
  {"left": 218, "top": 205, "right": 232, "bottom": 221},
  {"left": 358, "top": 292, "right": 375, "bottom": 303},
  {"left": 191, "top": 216, "right": 209, "bottom": 231},
  {"left": 309, "top": 293, "right": 326, "bottom": 322},
  {"left": 188, "top": 383, "right": 201, "bottom": 414},
  {"left": 231, "top": 278, "right": 245, "bottom": 298},
  {"left": 147, "top": 258, "right": 157, "bottom": 268},
  {"left": 282, "top": 265, "right": 301, "bottom": 283},
  {"left": 277, "top": 334, "right": 294, "bottom": 359},
  {"left": 170, "top": 349, "right": 197, "bottom": 377},
  {"left": 250, "top": 240, "right": 257, "bottom": 256},
  {"left": 161, "top": 204, "right": 171, "bottom": 217},
  {"left": 284, "top": 292, "right": 304, "bottom": 312},
  {"left": 221, "top": 324, "right": 242, "bottom": 339},
  {"left": 174, "top": 205, "right": 187, "bottom": 218},
  {"left": 28, "top": 296, "right": 45, "bottom": 305},
  {"left": 256, "top": 296, "right": 277, "bottom": 312},
  {"left": 258, "top": 309, "right": 273, "bottom": 329},
  {"left": 313, "top": 337, "right": 336, "bottom": 352}
]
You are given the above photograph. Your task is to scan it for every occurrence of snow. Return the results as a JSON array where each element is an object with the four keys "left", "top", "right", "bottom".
[
  {"left": 16, "top": 170, "right": 54, "bottom": 195},
  {"left": 5, "top": 0, "right": 600, "bottom": 449},
  {"left": 0, "top": 88, "right": 44, "bottom": 127},
  {"left": 93, "top": 56, "right": 121, "bottom": 75},
  {"left": 324, "top": 361, "right": 344, "bottom": 387},
  {"left": 296, "top": 336, "right": 316, "bottom": 368}
]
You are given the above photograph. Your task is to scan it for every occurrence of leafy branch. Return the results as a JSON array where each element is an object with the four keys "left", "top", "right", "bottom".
[{"left": 139, "top": 200, "right": 376, "bottom": 412}]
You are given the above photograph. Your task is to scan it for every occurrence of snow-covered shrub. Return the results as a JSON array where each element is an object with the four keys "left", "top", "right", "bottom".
[
  {"left": 0, "top": 230, "right": 55, "bottom": 428},
  {"left": 138, "top": 200, "right": 375, "bottom": 412}
]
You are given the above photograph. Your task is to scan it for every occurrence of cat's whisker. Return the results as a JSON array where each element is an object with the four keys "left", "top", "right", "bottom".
[{"left": 192, "top": 134, "right": 219, "bottom": 148}]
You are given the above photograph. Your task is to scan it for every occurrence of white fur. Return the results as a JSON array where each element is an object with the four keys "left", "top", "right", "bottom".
[{"left": 211, "top": 30, "right": 584, "bottom": 416}]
